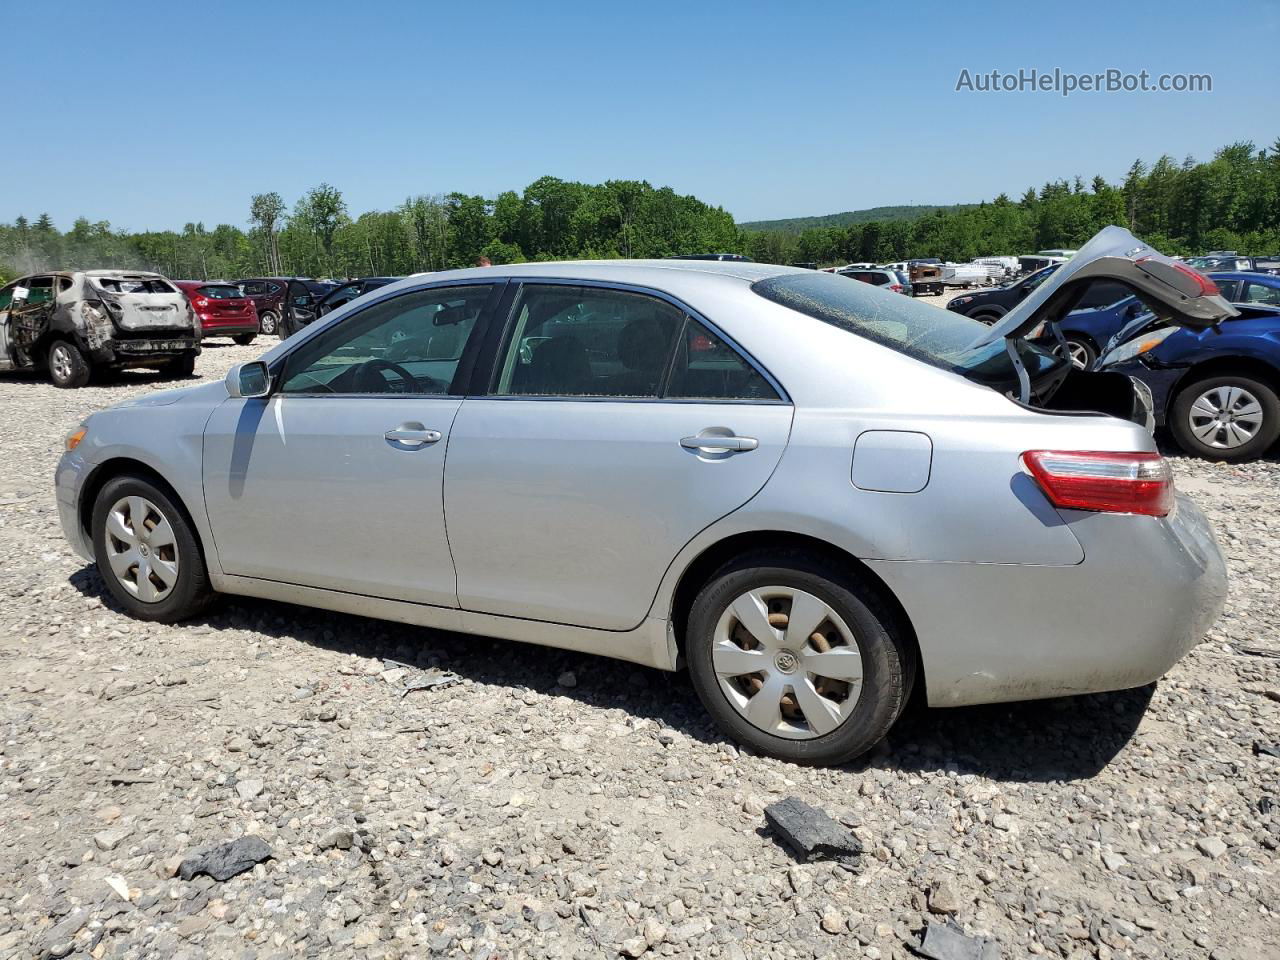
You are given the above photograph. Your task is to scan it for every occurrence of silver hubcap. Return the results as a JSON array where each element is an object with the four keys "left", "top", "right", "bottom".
[
  {"left": 1189, "top": 385, "right": 1264, "bottom": 449},
  {"left": 51, "top": 345, "right": 73, "bottom": 381},
  {"left": 104, "top": 496, "right": 180, "bottom": 602},
  {"left": 712, "top": 586, "right": 863, "bottom": 740},
  {"left": 261, "top": 313, "right": 275, "bottom": 333}
]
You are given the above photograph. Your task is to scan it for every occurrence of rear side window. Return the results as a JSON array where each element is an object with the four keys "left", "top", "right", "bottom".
[
  {"left": 197, "top": 284, "right": 243, "bottom": 300},
  {"left": 493, "top": 285, "right": 685, "bottom": 398},
  {"left": 666, "top": 319, "right": 780, "bottom": 401}
]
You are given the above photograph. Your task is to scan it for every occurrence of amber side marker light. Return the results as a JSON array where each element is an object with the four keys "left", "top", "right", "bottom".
[{"left": 66, "top": 427, "right": 87, "bottom": 452}]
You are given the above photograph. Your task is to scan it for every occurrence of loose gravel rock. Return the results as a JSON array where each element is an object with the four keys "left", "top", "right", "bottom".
[{"left": 1, "top": 332, "right": 1277, "bottom": 959}]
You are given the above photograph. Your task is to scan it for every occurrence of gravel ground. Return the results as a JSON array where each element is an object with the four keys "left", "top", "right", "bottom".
[{"left": 1, "top": 320, "right": 1277, "bottom": 960}]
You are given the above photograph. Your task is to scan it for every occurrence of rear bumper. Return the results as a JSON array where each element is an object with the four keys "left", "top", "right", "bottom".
[
  {"left": 199, "top": 317, "right": 258, "bottom": 336},
  {"left": 869, "top": 493, "right": 1228, "bottom": 707},
  {"left": 90, "top": 336, "right": 200, "bottom": 366}
]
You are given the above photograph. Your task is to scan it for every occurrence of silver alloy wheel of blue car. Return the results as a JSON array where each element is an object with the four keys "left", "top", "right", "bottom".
[
  {"left": 103, "top": 496, "right": 181, "bottom": 602},
  {"left": 1188, "top": 384, "right": 1265, "bottom": 449},
  {"left": 712, "top": 586, "right": 864, "bottom": 740}
]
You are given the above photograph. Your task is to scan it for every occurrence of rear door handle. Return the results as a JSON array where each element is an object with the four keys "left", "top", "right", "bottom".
[
  {"left": 384, "top": 425, "right": 442, "bottom": 446},
  {"left": 680, "top": 434, "right": 758, "bottom": 453}
]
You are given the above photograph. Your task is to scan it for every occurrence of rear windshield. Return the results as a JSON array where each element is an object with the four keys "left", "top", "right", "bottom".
[
  {"left": 751, "top": 272, "right": 1061, "bottom": 386},
  {"left": 197, "top": 284, "right": 243, "bottom": 300},
  {"left": 95, "top": 277, "right": 176, "bottom": 294}
]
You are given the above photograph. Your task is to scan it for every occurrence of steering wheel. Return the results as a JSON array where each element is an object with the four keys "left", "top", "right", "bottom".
[{"left": 353, "top": 358, "right": 422, "bottom": 394}]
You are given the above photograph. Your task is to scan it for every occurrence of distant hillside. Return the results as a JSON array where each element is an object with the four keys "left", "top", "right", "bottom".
[{"left": 741, "top": 204, "right": 978, "bottom": 234}]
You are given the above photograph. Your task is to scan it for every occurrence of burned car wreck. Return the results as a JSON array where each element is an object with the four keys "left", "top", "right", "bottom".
[{"left": 0, "top": 270, "right": 200, "bottom": 387}]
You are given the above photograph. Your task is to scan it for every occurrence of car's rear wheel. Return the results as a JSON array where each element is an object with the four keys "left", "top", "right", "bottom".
[
  {"left": 48, "top": 340, "right": 91, "bottom": 389},
  {"left": 258, "top": 310, "right": 279, "bottom": 335},
  {"left": 1170, "top": 374, "right": 1280, "bottom": 462},
  {"left": 232, "top": 333, "right": 256, "bottom": 346},
  {"left": 91, "top": 476, "right": 214, "bottom": 622},
  {"left": 686, "top": 553, "right": 912, "bottom": 765}
]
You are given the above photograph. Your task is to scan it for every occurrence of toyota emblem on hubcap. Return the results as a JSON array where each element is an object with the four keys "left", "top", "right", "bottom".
[{"left": 774, "top": 650, "right": 799, "bottom": 674}]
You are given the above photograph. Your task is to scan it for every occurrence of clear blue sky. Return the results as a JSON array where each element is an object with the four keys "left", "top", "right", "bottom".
[{"left": 3, "top": 0, "right": 1276, "bottom": 231}]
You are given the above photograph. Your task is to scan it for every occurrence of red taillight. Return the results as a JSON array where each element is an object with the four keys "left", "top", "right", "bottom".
[
  {"left": 1022, "top": 450, "right": 1173, "bottom": 517},
  {"left": 1137, "top": 256, "right": 1220, "bottom": 297},
  {"left": 194, "top": 297, "right": 210, "bottom": 309},
  {"left": 1170, "top": 261, "right": 1220, "bottom": 296},
  {"left": 890, "top": 284, "right": 903, "bottom": 293}
]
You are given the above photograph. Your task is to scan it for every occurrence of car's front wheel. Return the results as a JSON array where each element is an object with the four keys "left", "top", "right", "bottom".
[
  {"left": 686, "top": 553, "right": 913, "bottom": 765},
  {"left": 1170, "top": 374, "right": 1280, "bottom": 462},
  {"left": 258, "top": 310, "right": 279, "bottom": 336},
  {"left": 91, "top": 476, "right": 214, "bottom": 622}
]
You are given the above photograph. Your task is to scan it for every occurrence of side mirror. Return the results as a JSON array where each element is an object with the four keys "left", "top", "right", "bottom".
[{"left": 225, "top": 361, "right": 271, "bottom": 399}]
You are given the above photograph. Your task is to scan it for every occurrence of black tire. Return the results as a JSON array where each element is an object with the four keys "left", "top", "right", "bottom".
[
  {"left": 90, "top": 475, "right": 215, "bottom": 622},
  {"left": 232, "top": 333, "right": 256, "bottom": 346},
  {"left": 161, "top": 353, "right": 197, "bottom": 379},
  {"left": 258, "top": 311, "right": 278, "bottom": 336},
  {"left": 1169, "top": 373, "right": 1280, "bottom": 462},
  {"left": 48, "top": 339, "right": 91, "bottom": 389},
  {"left": 968, "top": 310, "right": 1002, "bottom": 325},
  {"left": 686, "top": 551, "right": 914, "bottom": 766}
]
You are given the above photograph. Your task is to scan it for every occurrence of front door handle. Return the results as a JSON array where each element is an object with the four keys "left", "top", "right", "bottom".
[
  {"left": 384, "top": 424, "right": 442, "bottom": 447},
  {"left": 680, "top": 434, "right": 758, "bottom": 453}
]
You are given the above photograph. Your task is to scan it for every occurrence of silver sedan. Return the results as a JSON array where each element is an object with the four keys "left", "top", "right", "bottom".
[{"left": 56, "top": 227, "right": 1230, "bottom": 765}]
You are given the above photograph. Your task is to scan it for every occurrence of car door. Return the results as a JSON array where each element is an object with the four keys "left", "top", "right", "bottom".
[
  {"left": 202, "top": 282, "right": 501, "bottom": 606},
  {"left": 8, "top": 276, "right": 56, "bottom": 356},
  {"left": 0, "top": 281, "right": 17, "bottom": 370},
  {"left": 444, "top": 281, "right": 793, "bottom": 631}
]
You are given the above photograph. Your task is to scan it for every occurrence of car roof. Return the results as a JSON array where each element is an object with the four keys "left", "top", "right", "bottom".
[{"left": 417, "top": 259, "right": 805, "bottom": 285}]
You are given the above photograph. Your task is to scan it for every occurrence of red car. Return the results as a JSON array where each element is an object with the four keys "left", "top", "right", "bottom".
[{"left": 174, "top": 281, "right": 259, "bottom": 344}]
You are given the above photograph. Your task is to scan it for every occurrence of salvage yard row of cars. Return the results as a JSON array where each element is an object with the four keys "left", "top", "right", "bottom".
[
  {"left": 0, "top": 272, "right": 398, "bottom": 388},
  {"left": 5, "top": 248, "right": 1280, "bottom": 462},
  {"left": 53, "top": 227, "right": 1238, "bottom": 764}
]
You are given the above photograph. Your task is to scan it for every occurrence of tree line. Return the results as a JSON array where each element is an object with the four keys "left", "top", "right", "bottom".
[
  {"left": 0, "top": 177, "right": 738, "bottom": 283},
  {"left": 1, "top": 137, "right": 1277, "bottom": 284},
  {"left": 749, "top": 139, "right": 1280, "bottom": 266}
]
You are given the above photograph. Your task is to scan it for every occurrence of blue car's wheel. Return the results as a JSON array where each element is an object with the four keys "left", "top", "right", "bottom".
[{"left": 1171, "top": 374, "right": 1280, "bottom": 462}]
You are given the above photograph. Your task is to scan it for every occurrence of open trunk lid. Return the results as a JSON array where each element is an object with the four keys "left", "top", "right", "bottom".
[{"left": 968, "top": 225, "right": 1238, "bottom": 352}]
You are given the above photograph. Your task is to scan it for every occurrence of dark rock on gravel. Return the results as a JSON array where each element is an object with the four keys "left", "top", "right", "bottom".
[{"left": 177, "top": 835, "right": 273, "bottom": 881}]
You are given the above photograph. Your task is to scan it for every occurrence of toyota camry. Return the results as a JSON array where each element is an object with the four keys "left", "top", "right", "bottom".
[{"left": 56, "top": 226, "right": 1231, "bottom": 765}]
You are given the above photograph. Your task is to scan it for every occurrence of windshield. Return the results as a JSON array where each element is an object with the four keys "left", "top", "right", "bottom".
[
  {"left": 196, "top": 284, "right": 244, "bottom": 300},
  {"left": 751, "top": 272, "right": 1062, "bottom": 387}
]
